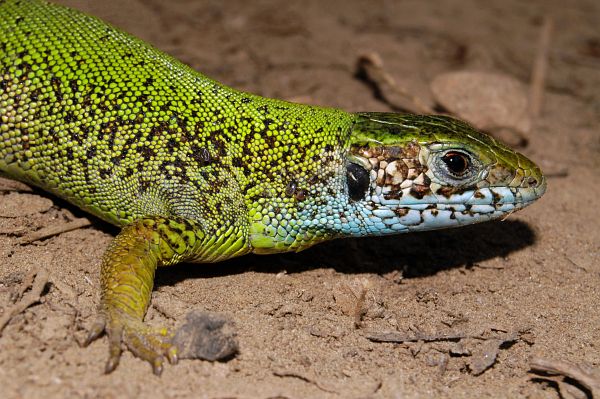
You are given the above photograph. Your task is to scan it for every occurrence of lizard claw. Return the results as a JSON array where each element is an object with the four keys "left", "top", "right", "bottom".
[
  {"left": 84, "top": 316, "right": 107, "bottom": 346},
  {"left": 85, "top": 311, "right": 178, "bottom": 375},
  {"left": 105, "top": 320, "right": 124, "bottom": 373},
  {"left": 167, "top": 345, "right": 179, "bottom": 365}
]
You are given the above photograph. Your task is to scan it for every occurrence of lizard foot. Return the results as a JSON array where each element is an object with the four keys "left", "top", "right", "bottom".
[{"left": 85, "top": 311, "right": 178, "bottom": 376}]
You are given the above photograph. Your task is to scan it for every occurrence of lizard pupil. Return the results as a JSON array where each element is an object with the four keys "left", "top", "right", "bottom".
[
  {"left": 346, "top": 162, "right": 370, "bottom": 201},
  {"left": 442, "top": 151, "right": 469, "bottom": 176}
]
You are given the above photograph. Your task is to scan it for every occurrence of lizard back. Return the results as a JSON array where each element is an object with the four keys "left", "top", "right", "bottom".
[{"left": 0, "top": 0, "right": 355, "bottom": 253}]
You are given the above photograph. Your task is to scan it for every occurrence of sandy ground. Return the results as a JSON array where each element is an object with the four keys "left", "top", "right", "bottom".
[{"left": 1, "top": 0, "right": 599, "bottom": 398}]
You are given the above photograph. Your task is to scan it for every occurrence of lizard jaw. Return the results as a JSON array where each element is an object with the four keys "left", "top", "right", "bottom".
[{"left": 353, "top": 180, "right": 546, "bottom": 235}]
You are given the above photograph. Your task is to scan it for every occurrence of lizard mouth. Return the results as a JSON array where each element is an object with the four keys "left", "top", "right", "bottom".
[{"left": 362, "top": 178, "right": 546, "bottom": 233}]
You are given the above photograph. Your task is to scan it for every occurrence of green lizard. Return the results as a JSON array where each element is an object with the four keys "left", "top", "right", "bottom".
[{"left": 0, "top": 0, "right": 546, "bottom": 375}]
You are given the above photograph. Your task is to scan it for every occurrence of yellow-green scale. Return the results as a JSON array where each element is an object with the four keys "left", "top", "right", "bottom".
[{"left": 0, "top": 0, "right": 356, "bottom": 258}]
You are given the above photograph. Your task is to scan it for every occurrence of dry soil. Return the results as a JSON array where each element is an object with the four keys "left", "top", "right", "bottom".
[{"left": 1, "top": 1, "right": 599, "bottom": 398}]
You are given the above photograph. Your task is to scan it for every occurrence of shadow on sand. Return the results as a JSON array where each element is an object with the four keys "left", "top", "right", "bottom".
[{"left": 156, "top": 219, "right": 537, "bottom": 287}]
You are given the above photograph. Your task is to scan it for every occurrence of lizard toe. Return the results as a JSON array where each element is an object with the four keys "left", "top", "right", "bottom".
[
  {"left": 105, "top": 321, "right": 124, "bottom": 373},
  {"left": 121, "top": 319, "right": 178, "bottom": 375},
  {"left": 84, "top": 316, "right": 107, "bottom": 346},
  {"left": 85, "top": 309, "right": 177, "bottom": 375}
]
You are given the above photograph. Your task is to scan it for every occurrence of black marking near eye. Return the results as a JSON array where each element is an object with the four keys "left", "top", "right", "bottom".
[
  {"left": 442, "top": 151, "right": 469, "bottom": 176},
  {"left": 347, "top": 162, "right": 370, "bottom": 201}
]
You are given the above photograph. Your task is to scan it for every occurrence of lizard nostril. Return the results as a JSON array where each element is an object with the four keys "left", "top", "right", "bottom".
[{"left": 527, "top": 177, "right": 538, "bottom": 188}]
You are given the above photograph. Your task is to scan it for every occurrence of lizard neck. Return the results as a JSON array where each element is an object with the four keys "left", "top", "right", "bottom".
[{"left": 245, "top": 107, "right": 356, "bottom": 254}]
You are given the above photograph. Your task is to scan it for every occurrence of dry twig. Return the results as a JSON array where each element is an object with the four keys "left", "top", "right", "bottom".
[
  {"left": 530, "top": 357, "right": 600, "bottom": 398},
  {"left": 356, "top": 53, "right": 433, "bottom": 114},
  {"left": 0, "top": 268, "right": 50, "bottom": 336},
  {"left": 366, "top": 330, "right": 469, "bottom": 343},
  {"left": 528, "top": 16, "right": 553, "bottom": 130},
  {"left": 369, "top": 329, "right": 521, "bottom": 376},
  {"left": 18, "top": 217, "right": 91, "bottom": 244},
  {"left": 273, "top": 369, "right": 338, "bottom": 393}
]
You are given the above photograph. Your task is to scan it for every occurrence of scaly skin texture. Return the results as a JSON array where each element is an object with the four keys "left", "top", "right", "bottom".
[{"left": 0, "top": 0, "right": 545, "bottom": 374}]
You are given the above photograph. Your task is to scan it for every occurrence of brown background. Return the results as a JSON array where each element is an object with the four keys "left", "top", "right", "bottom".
[{"left": 1, "top": 0, "right": 599, "bottom": 397}]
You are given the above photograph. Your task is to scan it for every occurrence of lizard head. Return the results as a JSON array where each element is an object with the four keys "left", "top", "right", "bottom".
[{"left": 344, "top": 113, "right": 546, "bottom": 233}]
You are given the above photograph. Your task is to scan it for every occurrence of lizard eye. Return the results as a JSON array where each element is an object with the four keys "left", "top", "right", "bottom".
[
  {"left": 346, "top": 162, "right": 370, "bottom": 201},
  {"left": 430, "top": 149, "right": 480, "bottom": 186},
  {"left": 442, "top": 151, "right": 470, "bottom": 176}
]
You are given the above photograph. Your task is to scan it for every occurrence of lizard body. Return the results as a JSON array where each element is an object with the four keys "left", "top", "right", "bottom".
[{"left": 0, "top": 0, "right": 545, "bottom": 374}]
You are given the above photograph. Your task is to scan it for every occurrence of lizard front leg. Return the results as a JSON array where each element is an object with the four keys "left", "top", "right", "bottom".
[{"left": 84, "top": 217, "right": 207, "bottom": 375}]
